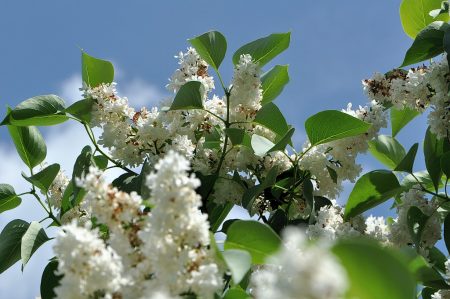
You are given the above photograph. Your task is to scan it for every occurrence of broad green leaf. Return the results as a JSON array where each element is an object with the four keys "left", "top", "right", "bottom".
[
  {"left": 223, "top": 288, "right": 251, "bottom": 299},
  {"left": 368, "top": 135, "right": 406, "bottom": 169},
  {"left": 332, "top": 238, "right": 416, "bottom": 299},
  {"left": 407, "top": 206, "right": 428, "bottom": 247},
  {"left": 444, "top": 214, "right": 450, "bottom": 255},
  {"left": 65, "top": 98, "right": 94, "bottom": 123},
  {"left": 188, "top": 31, "right": 227, "bottom": 71},
  {"left": 344, "top": 170, "right": 401, "bottom": 220},
  {"left": 0, "top": 184, "right": 21, "bottom": 213},
  {"left": 440, "top": 151, "right": 450, "bottom": 178},
  {"left": 71, "top": 146, "right": 92, "bottom": 200},
  {"left": 401, "top": 22, "right": 448, "bottom": 67},
  {"left": 170, "top": 81, "right": 204, "bottom": 110},
  {"left": 224, "top": 220, "right": 281, "bottom": 264},
  {"left": 0, "top": 219, "right": 29, "bottom": 274},
  {"left": 424, "top": 127, "right": 445, "bottom": 192},
  {"left": 402, "top": 170, "right": 441, "bottom": 190},
  {"left": 21, "top": 221, "right": 50, "bottom": 268},
  {"left": 233, "top": 32, "right": 290, "bottom": 66},
  {"left": 242, "top": 166, "right": 278, "bottom": 212},
  {"left": 251, "top": 134, "right": 274, "bottom": 156},
  {"left": 93, "top": 155, "right": 108, "bottom": 170},
  {"left": 261, "top": 65, "right": 289, "bottom": 104},
  {"left": 391, "top": 107, "right": 420, "bottom": 137},
  {"left": 405, "top": 248, "right": 448, "bottom": 289},
  {"left": 268, "top": 127, "right": 295, "bottom": 153},
  {"left": 395, "top": 143, "right": 419, "bottom": 173},
  {"left": 430, "top": 1, "right": 449, "bottom": 18},
  {"left": 251, "top": 128, "right": 295, "bottom": 157},
  {"left": 207, "top": 201, "right": 234, "bottom": 233},
  {"left": 7, "top": 125, "right": 46, "bottom": 169},
  {"left": 428, "top": 247, "right": 447, "bottom": 273},
  {"left": 3, "top": 95, "right": 68, "bottom": 126},
  {"left": 305, "top": 110, "right": 371, "bottom": 146},
  {"left": 400, "top": 0, "right": 449, "bottom": 39},
  {"left": 40, "top": 259, "right": 62, "bottom": 299},
  {"left": 225, "top": 128, "right": 252, "bottom": 148},
  {"left": 23, "top": 163, "right": 60, "bottom": 193},
  {"left": 82, "top": 51, "right": 114, "bottom": 87},
  {"left": 267, "top": 209, "right": 288, "bottom": 234},
  {"left": 222, "top": 249, "right": 252, "bottom": 285},
  {"left": 254, "top": 102, "right": 290, "bottom": 142}
]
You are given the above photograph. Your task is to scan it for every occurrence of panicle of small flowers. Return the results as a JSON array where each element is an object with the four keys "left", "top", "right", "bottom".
[
  {"left": 389, "top": 187, "right": 441, "bottom": 251},
  {"left": 53, "top": 221, "right": 125, "bottom": 299},
  {"left": 139, "top": 151, "right": 222, "bottom": 298},
  {"left": 363, "top": 55, "right": 450, "bottom": 139}
]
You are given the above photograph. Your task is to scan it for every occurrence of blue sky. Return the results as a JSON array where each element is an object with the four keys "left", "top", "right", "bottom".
[{"left": 0, "top": 1, "right": 431, "bottom": 298}]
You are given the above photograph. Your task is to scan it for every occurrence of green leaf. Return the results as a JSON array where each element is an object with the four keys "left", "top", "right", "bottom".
[
  {"left": 407, "top": 206, "right": 428, "bottom": 247},
  {"left": 254, "top": 102, "right": 289, "bottom": 142},
  {"left": 405, "top": 248, "right": 448, "bottom": 289},
  {"left": 251, "top": 134, "right": 274, "bottom": 156},
  {"left": 424, "top": 127, "right": 445, "bottom": 192},
  {"left": 242, "top": 167, "right": 278, "bottom": 212},
  {"left": 225, "top": 128, "right": 252, "bottom": 148},
  {"left": 23, "top": 163, "right": 60, "bottom": 193},
  {"left": 305, "top": 110, "right": 371, "bottom": 146},
  {"left": 440, "top": 151, "right": 450, "bottom": 178},
  {"left": 233, "top": 32, "right": 291, "bottom": 66},
  {"left": 401, "top": 170, "right": 440, "bottom": 190},
  {"left": 207, "top": 201, "right": 234, "bottom": 233},
  {"left": 430, "top": 1, "right": 449, "bottom": 18},
  {"left": 7, "top": 125, "right": 46, "bottom": 169},
  {"left": 401, "top": 22, "right": 448, "bottom": 67},
  {"left": 261, "top": 65, "right": 289, "bottom": 104},
  {"left": 2, "top": 95, "right": 68, "bottom": 126},
  {"left": 0, "top": 219, "right": 29, "bottom": 274},
  {"left": 40, "top": 259, "right": 62, "bottom": 299},
  {"left": 332, "top": 238, "right": 416, "bottom": 299},
  {"left": 223, "top": 288, "right": 251, "bottom": 299},
  {"left": 444, "top": 213, "right": 450, "bottom": 255},
  {"left": 170, "top": 81, "right": 204, "bottom": 110},
  {"left": 344, "top": 170, "right": 401, "bottom": 220},
  {"left": 82, "top": 51, "right": 114, "bottom": 87},
  {"left": 391, "top": 107, "right": 421, "bottom": 137},
  {"left": 21, "top": 221, "right": 50, "bottom": 268},
  {"left": 224, "top": 220, "right": 281, "bottom": 264},
  {"left": 400, "top": 0, "right": 449, "bottom": 39},
  {"left": 251, "top": 128, "right": 295, "bottom": 157},
  {"left": 65, "top": 98, "right": 94, "bottom": 123},
  {"left": 368, "top": 135, "right": 406, "bottom": 169},
  {"left": 93, "top": 155, "right": 108, "bottom": 170},
  {"left": 268, "top": 127, "right": 295, "bottom": 152},
  {"left": 0, "top": 184, "right": 21, "bottom": 214},
  {"left": 188, "top": 31, "right": 227, "bottom": 71},
  {"left": 71, "top": 146, "right": 93, "bottom": 200},
  {"left": 222, "top": 249, "right": 252, "bottom": 285},
  {"left": 395, "top": 143, "right": 419, "bottom": 173}
]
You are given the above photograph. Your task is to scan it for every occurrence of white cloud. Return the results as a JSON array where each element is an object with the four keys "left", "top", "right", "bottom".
[
  {"left": 118, "top": 77, "right": 168, "bottom": 107},
  {"left": 58, "top": 74, "right": 82, "bottom": 104}
]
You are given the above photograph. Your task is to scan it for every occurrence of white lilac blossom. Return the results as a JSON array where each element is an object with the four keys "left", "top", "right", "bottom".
[
  {"left": 77, "top": 166, "right": 143, "bottom": 228},
  {"left": 363, "top": 55, "right": 450, "bottom": 139},
  {"left": 251, "top": 227, "right": 348, "bottom": 299},
  {"left": 53, "top": 222, "right": 124, "bottom": 299},
  {"left": 139, "top": 150, "right": 222, "bottom": 298},
  {"left": 307, "top": 204, "right": 365, "bottom": 240},
  {"left": 229, "top": 54, "right": 263, "bottom": 123},
  {"left": 365, "top": 215, "right": 390, "bottom": 244},
  {"left": 166, "top": 47, "right": 215, "bottom": 95},
  {"left": 46, "top": 169, "right": 70, "bottom": 210},
  {"left": 389, "top": 188, "right": 441, "bottom": 250}
]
